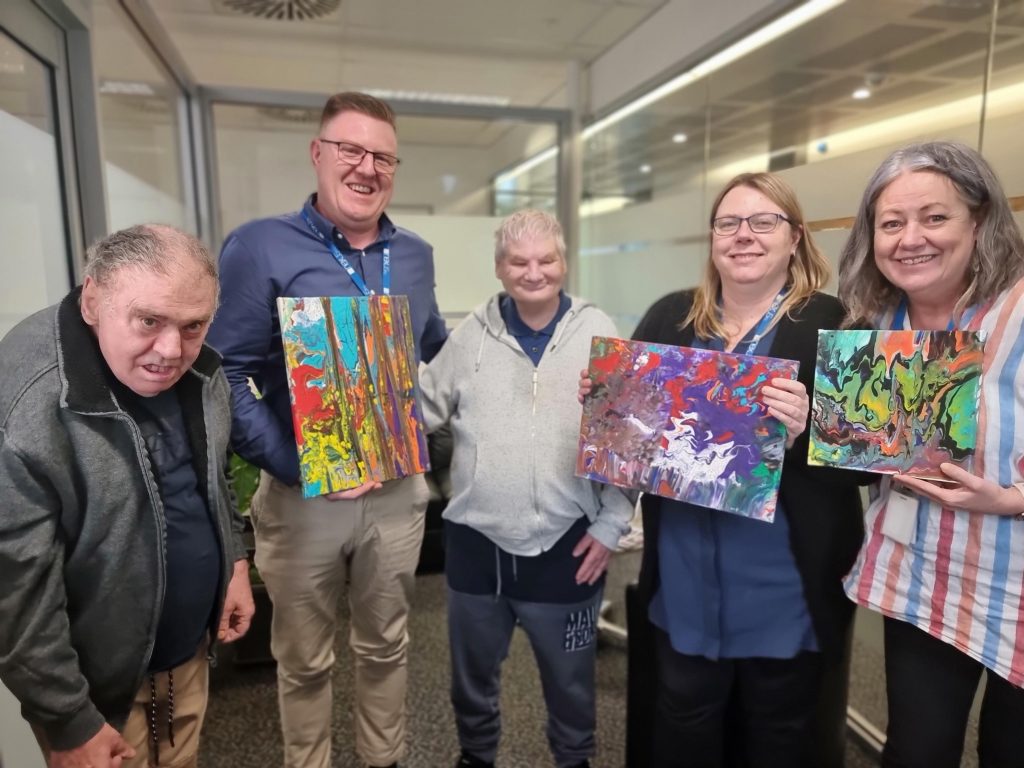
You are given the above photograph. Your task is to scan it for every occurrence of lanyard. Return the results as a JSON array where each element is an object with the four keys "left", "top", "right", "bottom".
[
  {"left": 891, "top": 296, "right": 977, "bottom": 331},
  {"left": 301, "top": 209, "right": 390, "bottom": 296},
  {"left": 732, "top": 290, "right": 787, "bottom": 356}
]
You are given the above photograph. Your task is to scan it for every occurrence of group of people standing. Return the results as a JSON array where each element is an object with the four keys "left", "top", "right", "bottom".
[{"left": 0, "top": 88, "right": 1022, "bottom": 768}]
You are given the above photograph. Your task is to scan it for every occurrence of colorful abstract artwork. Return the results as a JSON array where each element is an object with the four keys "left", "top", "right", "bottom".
[
  {"left": 809, "top": 329, "right": 985, "bottom": 479},
  {"left": 278, "top": 295, "right": 429, "bottom": 498},
  {"left": 577, "top": 336, "right": 800, "bottom": 522}
]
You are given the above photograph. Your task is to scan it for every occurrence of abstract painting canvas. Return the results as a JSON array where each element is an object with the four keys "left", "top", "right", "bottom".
[
  {"left": 809, "top": 329, "right": 985, "bottom": 479},
  {"left": 577, "top": 336, "right": 800, "bottom": 522},
  {"left": 278, "top": 295, "right": 429, "bottom": 498}
]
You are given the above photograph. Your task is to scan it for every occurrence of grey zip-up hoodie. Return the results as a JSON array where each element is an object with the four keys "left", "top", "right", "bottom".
[
  {"left": 419, "top": 293, "right": 633, "bottom": 556},
  {"left": 0, "top": 290, "right": 245, "bottom": 750}
]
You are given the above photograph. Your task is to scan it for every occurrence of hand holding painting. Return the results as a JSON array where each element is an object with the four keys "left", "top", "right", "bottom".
[
  {"left": 761, "top": 376, "right": 809, "bottom": 449},
  {"left": 894, "top": 463, "right": 1024, "bottom": 517}
]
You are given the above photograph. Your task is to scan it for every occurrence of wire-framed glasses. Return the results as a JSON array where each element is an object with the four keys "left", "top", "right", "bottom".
[
  {"left": 712, "top": 212, "right": 791, "bottom": 236},
  {"left": 318, "top": 138, "right": 401, "bottom": 174}
]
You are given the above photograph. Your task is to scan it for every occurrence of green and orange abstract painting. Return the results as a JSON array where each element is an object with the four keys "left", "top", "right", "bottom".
[
  {"left": 277, "top": 295, "right": 429, "bottom": 498},
  {"left": 809, "top": 329, "right": 985, "bottom": 479}
]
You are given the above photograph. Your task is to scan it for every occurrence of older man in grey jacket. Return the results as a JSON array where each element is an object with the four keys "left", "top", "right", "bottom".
[{"left": 0, "top": 225, "right": 253, "bottom": 768}]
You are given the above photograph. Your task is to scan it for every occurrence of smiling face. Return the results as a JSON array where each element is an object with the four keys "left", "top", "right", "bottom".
[
  {"left": 80, "top": 259, "right": 217, "bottom": 397},
  {"left": 496, "top": 236, "right": 567, "bottom": 313},
  {"left": 872, "top": 170, "right": 977, "bottom": 307},
  {"left": 711, "top": 184, "right": 800, "bottom": 293},
  {"left": 311, "top": 109, "right": 397, "bottom": 245}
]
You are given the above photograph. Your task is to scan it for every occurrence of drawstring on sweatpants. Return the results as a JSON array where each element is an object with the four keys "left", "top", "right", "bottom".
[
  {"left": 493, "top": 545, "right": 520, "bottom": 598},
  {"left": 147, "top": 670, "right": 175, "bottom": 764}
]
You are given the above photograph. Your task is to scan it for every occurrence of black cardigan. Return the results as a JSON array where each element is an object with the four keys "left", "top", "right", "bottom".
[{"left": 633, "top": 289, "right": 865, "bottom": 659}]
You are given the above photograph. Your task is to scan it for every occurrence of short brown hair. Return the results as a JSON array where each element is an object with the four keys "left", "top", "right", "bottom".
[{"left": 319, "top": 92, "right": 396, "bottom": 130}]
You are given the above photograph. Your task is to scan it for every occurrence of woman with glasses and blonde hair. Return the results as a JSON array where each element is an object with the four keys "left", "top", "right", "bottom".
[
  {"left": 628, "top": 172, "right": 864, "bottom": 767},
  {"left": 839, "top": 141, "right": 1024, "bottom": 768}
]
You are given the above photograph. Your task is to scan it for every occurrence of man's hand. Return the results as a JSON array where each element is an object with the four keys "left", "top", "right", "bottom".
[
  {"left": 326, "top": 479, "right": 382, "bottom": 501},
  {"left": 218, "top": 559, "right": 255, "bottom": 643},
  {"left": 49, "top": 723, "right": 135, "bottom": 768},
  {"left": 573, "top": 533, "right": 612, "bottom": 585}
]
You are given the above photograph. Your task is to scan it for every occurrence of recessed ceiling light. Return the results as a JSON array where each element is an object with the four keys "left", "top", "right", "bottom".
[
  {"left": 672, "top": 132, "right": 688, "bottom": 143},
  {"left": 639, "top": 163, "right": 652, "bottom": 174},
  {"left": 852, "top": 87, "right": 871, "bottom": 100}
]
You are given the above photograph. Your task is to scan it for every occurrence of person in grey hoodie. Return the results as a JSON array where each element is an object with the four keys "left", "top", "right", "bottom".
[
  {"left": 419, "top": 209, "right": 634, "bottom": 768},
  {"left": 0, "top": 225, "right": 252, "bottom": 768}
]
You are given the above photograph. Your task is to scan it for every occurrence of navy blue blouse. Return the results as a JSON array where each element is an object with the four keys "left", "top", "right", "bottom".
[{"left": 648, "top": 324, "right": 818, "bottom": 659}]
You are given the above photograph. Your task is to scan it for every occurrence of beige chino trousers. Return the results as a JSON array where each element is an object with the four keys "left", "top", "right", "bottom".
[
  {"left": 251, "top": 472, "right": 429, "bottom": 768},
  {"left": 33, "top": 643, "right": 209, "bottom": 768}
]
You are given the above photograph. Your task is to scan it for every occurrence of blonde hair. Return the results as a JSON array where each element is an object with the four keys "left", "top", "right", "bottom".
[
  {"left": 494, "top": 209, "right": 566, "bottom": 263},
  {"left": 686, "top": 172, "right": 830, "bottom": 340},
  {"left": 839, "top": 141, "right": 1024, "bottom": 325}
]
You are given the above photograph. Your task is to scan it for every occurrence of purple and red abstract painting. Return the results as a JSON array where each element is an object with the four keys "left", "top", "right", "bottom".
[{"left": 576, "top": 336, "right": 799, "bottom": 522}]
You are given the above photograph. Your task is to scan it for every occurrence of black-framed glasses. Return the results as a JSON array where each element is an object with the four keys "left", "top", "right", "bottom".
[
  {"left": 318, "top": 138, "right": 401, "bottom": 174},
  {"left": 712, "top": 212, "right": 791, "bottom": 236}
]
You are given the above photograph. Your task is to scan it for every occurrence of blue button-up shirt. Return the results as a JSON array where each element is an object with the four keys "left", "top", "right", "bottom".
[
  {"left": 648, "top": 324, "right": 818, "bottom": 659},
  {"left": 206, "top": 195, "right": 448, "bottom": 485}
]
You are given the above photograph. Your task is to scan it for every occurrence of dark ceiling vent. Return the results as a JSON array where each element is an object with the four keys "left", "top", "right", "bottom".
[{"left": 218, "top": 0, "right": 341, "bottom": 21}]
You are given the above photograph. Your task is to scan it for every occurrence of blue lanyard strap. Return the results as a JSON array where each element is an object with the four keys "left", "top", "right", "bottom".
[
  {"left": 892, "top": 296, "right": 975, "bottom": 331},
  {"left": 736, "top": 289, "right": 787, "bottom": 356},
  {"left": 301, "top": 209, "right": 390, "bottom": 297}
]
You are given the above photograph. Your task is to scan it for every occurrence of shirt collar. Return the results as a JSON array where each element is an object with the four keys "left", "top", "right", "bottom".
[
  {"left": 303, "top": 194, "right": 396, "bottom": 247},
  {"left": 500, "top": 290, "right": 570, "bottom": 338}
]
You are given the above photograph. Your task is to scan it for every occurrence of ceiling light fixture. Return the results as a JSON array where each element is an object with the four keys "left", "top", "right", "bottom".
[
  {"left": 494, "top": 0, "right": 845, "bottom": 186},
  {"left": 362, "top": 88, "right": 511, "bottom": 108},
  {"left": 583, "top": 0, "right": 846, "bottom": 140},
  {"left": 639, "top": 163, "right": 652, "bottom": 174},
  {"left": 852, "top": 87, "right": 871, "bottom": 99},
  {"left": 672, "top": 132, "right": 689, "bottom": 143}
]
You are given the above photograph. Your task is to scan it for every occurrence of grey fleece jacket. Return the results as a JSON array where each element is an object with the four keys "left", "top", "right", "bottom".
[
  {"left": 0, "top": 290, "right": 246, "bottom": 751},
  {"left": 419, "top": 293, "right": 633, "bottom": 556}
]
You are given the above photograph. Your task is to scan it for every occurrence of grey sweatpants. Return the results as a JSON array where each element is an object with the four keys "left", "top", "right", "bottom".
[{"left": 447, "top": 586, "right": 602, "bottom": 767}]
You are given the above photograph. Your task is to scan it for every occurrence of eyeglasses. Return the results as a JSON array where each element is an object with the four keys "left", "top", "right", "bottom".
[
  {"left": 712, "top": 212, "right": 791, "bottom": 236},
  {"left": 318, "top": 138, "right": 401, "bottom": 174}
]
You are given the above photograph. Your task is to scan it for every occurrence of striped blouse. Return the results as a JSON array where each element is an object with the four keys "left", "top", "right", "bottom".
[{"left": 844, "top": 277, "right": 1024, "bottom": 685}]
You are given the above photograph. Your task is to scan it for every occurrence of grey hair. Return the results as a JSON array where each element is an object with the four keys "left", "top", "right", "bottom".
[
  {"left": 494, "top": 209, "right": 566, "bottom": 263},
  {"left": 839, "top": 141, "right": 1024, "bottom": 325},
  {"left": 84, "top": 224, "right": 219, "bottom": 302}
]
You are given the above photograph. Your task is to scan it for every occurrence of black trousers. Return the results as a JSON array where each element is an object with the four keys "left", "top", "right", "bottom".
[
  {"left": 882, "top": 617, "right": 1024, "bottom": 768},
  {"left": 650, "top": 628, "right": 822, "bottom": 768}
]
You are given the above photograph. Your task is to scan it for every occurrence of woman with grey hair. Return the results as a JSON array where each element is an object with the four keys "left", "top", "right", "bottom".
[
  {"left": 419, "top": 209, "right": 634, "bottom": 768},
  {"left": 840, "top": 141, "right": 1024, "bottom": 767}
]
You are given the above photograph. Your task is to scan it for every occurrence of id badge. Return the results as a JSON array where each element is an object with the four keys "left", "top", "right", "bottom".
[{"left": 881, "top": 486, "right": 919, "bottom": 546}]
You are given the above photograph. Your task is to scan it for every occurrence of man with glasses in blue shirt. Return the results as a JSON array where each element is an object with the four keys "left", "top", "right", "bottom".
[{"left": 207, "top": 91, "right": 447, "bottom": 768}]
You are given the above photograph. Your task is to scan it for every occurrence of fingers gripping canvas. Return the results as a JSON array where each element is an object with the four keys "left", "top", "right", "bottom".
[
  {"left": 576, "top": 336, "right": 799, "bottom": 522},
  {"left": 277, "top": 295, "right": 430, "bottom": 498},
  {"left": 809, "top": 329, "right": 984, "bottom": 479}
]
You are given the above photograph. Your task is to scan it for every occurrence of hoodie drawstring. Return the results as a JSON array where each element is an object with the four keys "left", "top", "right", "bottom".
[{"left": 147, "top": 670, "right": 175, "bottom": 764}]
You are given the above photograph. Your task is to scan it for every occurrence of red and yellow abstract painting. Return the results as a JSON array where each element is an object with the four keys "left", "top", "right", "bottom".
[{"left": 278, "top": 295, "right": 429, "bottom": 498}]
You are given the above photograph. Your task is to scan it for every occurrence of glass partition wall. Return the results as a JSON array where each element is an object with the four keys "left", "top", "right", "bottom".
[{"left": 91, "top": 0, "right": 195, "bottom": 233}]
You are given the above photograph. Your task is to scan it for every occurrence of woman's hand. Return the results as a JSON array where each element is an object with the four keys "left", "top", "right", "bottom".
[
  {"left": 577, "top": 368, "right": 594, "bottom": 404},
  {"left": 895, "top": 463, "right": 1024, "bottom": 516},
  {"left": 762, "top": 377, "right": 809, "bottom": 449}
]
